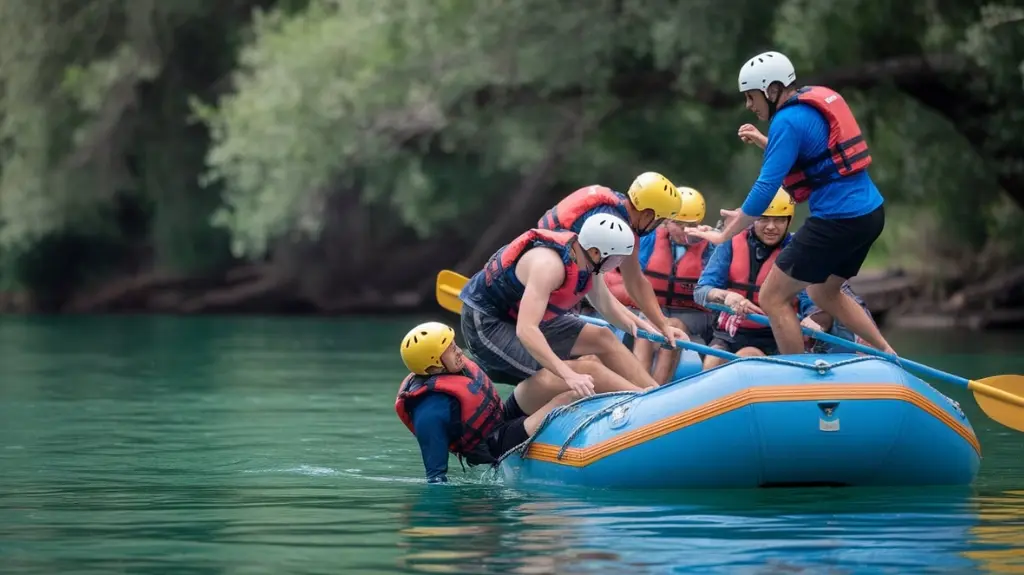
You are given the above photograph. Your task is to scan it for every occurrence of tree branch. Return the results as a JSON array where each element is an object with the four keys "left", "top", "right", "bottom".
[{"left": 446, "top": 102, "right": 600, "bottom": 278}]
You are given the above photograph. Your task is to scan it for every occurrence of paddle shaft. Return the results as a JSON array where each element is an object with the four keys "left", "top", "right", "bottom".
[
  {"left": 577, "top": 314, "right": 739, "bottom": 362},
  {"left": 438, "top": 273, "right": 738, "bottom": 361},
  {"left": 707, "top": 303, "right": 973, "bottom": 389}
]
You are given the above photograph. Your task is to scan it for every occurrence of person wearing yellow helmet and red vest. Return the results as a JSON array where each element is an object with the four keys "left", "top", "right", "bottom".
[
  {"left": 395, "top": 321, "right": 579, "bottom": 484},
  {"left": 536, "top": 172, "right": 689, "bottom": 350},
  {"left": 693, "top": 188, "right": 814, "bottom": 369},
  {"left": 460, "top": 213, "right": 661, "bottom": 399},
  {"left": 685, "top": 51, "right": 895, "bottom": 359},
  {"left": 603, "top": 186, "right": 718, "bottom": 384}
]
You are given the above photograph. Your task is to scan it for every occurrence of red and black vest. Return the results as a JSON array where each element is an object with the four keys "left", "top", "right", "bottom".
[
  {"left": 724, "top": 229, "right": 785, "bottom": 331},
  {"left": 470, "top": 228, "right": 594, "bottom": 321},
  {"left": 395, "top": 358, "right": 503, "bottom": 455},
  {"left": 537, "top": 185, "right": 639, "bottom": 236},
  {"left": 606, "top": 227, "right": 710, "bottom": 311},
  {"left": 778, "top": 86, "right": 872, "bottom": 202}
]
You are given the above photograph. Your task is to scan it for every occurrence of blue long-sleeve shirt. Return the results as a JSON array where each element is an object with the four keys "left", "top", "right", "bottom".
[
  {"left": 406, "top": 393, "right": 460, "bottom": 484},
  {"left": 739, "top": 103, "right": 884, "bottom": 220},
  {"left": 693, "top": 231, "right": 812, "bottom": 313}
]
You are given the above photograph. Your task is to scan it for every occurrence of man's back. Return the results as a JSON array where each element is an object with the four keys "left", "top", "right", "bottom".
[{"left": 772, "top": 103, "right": 883, "bottom": 220}]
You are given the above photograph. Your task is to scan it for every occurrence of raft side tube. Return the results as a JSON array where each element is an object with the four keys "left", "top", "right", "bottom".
[{"left": 499, "top": 355, "right": 980, "bottom": 489}]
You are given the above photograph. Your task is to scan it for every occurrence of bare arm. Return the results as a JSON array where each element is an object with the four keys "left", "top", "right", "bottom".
[
  {"left": 619, "top": 252, "right": 670, "bottom": 331},
  {"left": 705, "top": 288, "right": 734, "bottom": 304},
  {"left": 514, "top": 249, "right": 577, "bottom": 380},
  {"left": 586, "top": 274, "right": 643, "bottom": 332}
]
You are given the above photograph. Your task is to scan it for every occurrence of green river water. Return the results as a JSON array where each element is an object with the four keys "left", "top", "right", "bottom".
[{"left": 1, "top": 315, "right": 1023, "bottom": 574}]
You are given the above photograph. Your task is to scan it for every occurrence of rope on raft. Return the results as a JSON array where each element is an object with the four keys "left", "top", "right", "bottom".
[{"left": 491, "top": 354, "right": 895, "bottom": 473}]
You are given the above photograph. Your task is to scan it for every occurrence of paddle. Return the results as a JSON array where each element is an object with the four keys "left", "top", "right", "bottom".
[
  {"left": 435, "top": 270, "right": 739, "bottom": 362},
  {"left": 707, "top": 302, "right": 1024, "bottom": 432}
]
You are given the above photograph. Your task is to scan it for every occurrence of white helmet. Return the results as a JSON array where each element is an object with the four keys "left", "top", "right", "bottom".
[
  {"left": 577, "top": 214, "right": 635, "bottom": 259},
  {"left": 738, "top": 51, "right": 796, "bottom": 96}
]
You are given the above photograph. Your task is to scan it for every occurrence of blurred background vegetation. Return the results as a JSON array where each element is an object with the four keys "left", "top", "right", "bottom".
[{"left": 0, "top": 0, "right": 1021, "bottom": 326}]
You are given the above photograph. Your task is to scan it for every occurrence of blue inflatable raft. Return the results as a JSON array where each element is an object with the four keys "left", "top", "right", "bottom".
[{"left": 497, "top": 354, "right": 981, "bottom": 489}]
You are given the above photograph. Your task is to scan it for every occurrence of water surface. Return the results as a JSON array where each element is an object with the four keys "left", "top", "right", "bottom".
[{"left": 1, "top": 316, "right": 1023, "bottom": 574}]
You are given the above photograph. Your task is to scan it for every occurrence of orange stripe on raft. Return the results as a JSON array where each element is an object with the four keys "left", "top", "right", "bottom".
[{"left": 524, "top": 384, "right": 981, "bottom": 467}]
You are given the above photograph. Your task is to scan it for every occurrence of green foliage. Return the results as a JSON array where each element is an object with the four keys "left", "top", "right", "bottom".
[{"left": 0, "top": 0, "right": 1022, "bottom": 302}]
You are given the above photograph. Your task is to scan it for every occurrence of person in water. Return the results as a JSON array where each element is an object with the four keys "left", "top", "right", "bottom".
[
  {"left": 603, "top": 186, "right": 718, "bottom": 383},
  {"left": 460, "top": 213, "right": 663, "bottom": 401},
  {"left": 693, "top": 188, "right": 805, "bottom": 369},
  {"left": 395, "top": 321, "right": 580, "bottom": 484},
  {"left": 536, "top": 172, "right": 689, "bottom": 349}
]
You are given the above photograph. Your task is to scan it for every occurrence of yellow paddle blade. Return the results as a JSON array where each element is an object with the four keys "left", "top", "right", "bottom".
[
  {"left": 969, "top": 375, "right": 1024, "bottom": 432},
  {"left": 435, "top": 270, "right": 470, "bottom": 315}
]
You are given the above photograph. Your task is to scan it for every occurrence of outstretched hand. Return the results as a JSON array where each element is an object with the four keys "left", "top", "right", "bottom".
[{"left": 684, "top": 208, "right": 741, "bottom": 245}]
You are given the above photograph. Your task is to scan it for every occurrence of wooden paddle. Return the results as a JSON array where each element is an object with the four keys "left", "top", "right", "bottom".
[
  {"left": 435, "top": 270, "right": 740, "bottom": 362},
  {"left": 707, "top": 302, "right": 1024, "bottom": 432}
]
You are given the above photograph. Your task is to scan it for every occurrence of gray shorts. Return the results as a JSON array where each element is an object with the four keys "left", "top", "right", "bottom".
[{"left": 461, "top": 306, "right": 586, "bottom": 385}]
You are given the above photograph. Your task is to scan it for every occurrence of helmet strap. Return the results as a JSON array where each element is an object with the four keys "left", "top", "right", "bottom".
[{"left": 766, "top": 86, "right": 784, "bottom": 119}]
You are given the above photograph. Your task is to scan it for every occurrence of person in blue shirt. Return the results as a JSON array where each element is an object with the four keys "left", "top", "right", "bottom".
[
  {"left": 693, "top": 189, "right": 813, "bottom": 369},
  {"left": 395, "top": 321, "right": 579, "bottom": 484},
  {"left": 603, "top": 187, "right": 718, "bottom": 383},
  {"left": 686, "top": 51, "right": 896, "bottom": 361},
  {"left": 798, "top": 281, "right": 878, "bottom": 353}
]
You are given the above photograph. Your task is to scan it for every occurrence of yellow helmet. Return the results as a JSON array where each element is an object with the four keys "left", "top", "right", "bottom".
[
  {"left": 400, "top": 321, "right": 455, "bottom": 375},
  {"left": 627, "top": 172, "right": 682, "bottom": 219},
  {"left": 762, "top": 188, "right": 795, "bottom": 218},
  {"left": 672, "top": 187, "right": 706, "bottom": 223}
]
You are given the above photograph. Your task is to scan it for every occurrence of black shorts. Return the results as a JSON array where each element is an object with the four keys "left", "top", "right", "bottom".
[
  {"left": 485, "top": 392, "right": 530, "bottom": 459},
  {"left": 776, "top": 204, "right": 885, "bottom": 284},
  {"left": 711, "top": 329, "right": 779, "bottom": 355}
]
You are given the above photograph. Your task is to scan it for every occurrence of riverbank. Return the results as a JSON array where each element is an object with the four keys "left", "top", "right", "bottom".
[{"left": 3, "top": 263, "right": 1023, "bottom": 330}]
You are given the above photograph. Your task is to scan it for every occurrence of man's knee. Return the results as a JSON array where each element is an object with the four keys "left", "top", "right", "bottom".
[
  {"left": 737, "top": 346, "right": 765, "bottom": 357},
  {"left": 567, "top": 355, "right": 605, "bottom": 375},
  {"left": 665, "top": 317, "right": 685, "bottom": 330},
  {"left": 806, "top": 282, "right": 841, "bottom": 306},
  {"left": 759, "top": 284, "right": 791, "bottom": 311},
  {"left": 587, "top": 325, "right": 623, "bottom": 353}
]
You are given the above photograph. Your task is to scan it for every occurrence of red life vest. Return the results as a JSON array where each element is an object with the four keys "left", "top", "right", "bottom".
[
  {"left": 724, "top": 229, "right": 787, "bottom": 330},
  {"left": 537, "top": 185, "right": 637, "bottom": 236},
  {"left": 483, "top": 228, "right": 594, "bottom": 321},
  {"left": 394, "top": 358, "right": 504, "bottom": 456},
  {"left": 778, "top": 86, "right": 872, "bottom": 203},
  {"left": 606, "top": 227, "right": 709, "bottom": 311}
]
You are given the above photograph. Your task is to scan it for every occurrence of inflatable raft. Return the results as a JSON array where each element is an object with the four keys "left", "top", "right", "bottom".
[{"left": 497, "top": 354, "right": 981, "bottom": 489}]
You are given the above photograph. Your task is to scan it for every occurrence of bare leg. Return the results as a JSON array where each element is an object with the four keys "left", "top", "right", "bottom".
[
  {"left": 702, "top": 343, "right": 732, "bottom": 370},
  {"left": 736, "top": 346, "right": 766, "bottom": 357},
  {"left": 759, "top": 264, "right": 810, "bottom": 355},
  {"left": 808, "top": 276, "right": 895, "bottom": 354},
  {"left": 633, "top": 338, "right": 655, "bottom": 373},
  {"left": 650, "top": 317, "right": 684, "bottom": 384},
  {"left": 523, "top": 391, "right": 579, "bottom": 435},
  {"left": 652, "top": 348, "right": 682, "bottom": 384},
  {"left": 511, "top": 356, "right": 622, "bottom": 414},
  {"left": 512, "top": 355, "right": 642, "bottom": 414},
  {"left": 570, "top": 324, "right": 660, "bottom": 388}
]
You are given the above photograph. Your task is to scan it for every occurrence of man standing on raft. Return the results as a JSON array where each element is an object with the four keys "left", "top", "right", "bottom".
[{"left": 685, "top": 50, "right": 896, "bottom": 357}]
